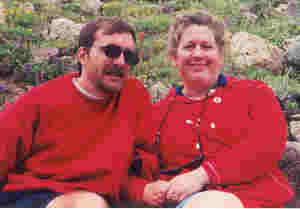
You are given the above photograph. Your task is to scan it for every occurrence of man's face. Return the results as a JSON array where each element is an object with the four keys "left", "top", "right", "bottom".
[{"left": 80, "top": 30, "right": 136, "bottom": 94}]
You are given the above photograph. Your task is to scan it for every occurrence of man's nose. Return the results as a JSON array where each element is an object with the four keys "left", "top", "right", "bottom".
[{"left": 113, "top": 52, "right": 126, "bottom": 66}]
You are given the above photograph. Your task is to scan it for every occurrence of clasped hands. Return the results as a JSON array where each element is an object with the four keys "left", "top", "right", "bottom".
[{"left": 143, "top": 167, "right": 209, "bottom": 206}]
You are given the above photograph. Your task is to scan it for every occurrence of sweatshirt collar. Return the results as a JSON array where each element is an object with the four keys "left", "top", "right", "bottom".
[{"left": 175, "top": 73, "right": 227, "bottom": 96}]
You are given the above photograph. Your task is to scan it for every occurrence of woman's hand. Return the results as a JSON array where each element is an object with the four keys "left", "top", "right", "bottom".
[
  {"left": 143, "top": 180, "right": 170, "bottom": 206},
  {"left": 166, "top": 167, "right": 210, "bottom": 202}
]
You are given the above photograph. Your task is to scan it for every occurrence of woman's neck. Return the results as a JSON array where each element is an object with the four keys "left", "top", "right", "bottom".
[
  {"left": 182, "top": 80, "right": 217, "bottom": 100},
  {"left": 182, "top": 87, "right": 208, "bottom": 100}
]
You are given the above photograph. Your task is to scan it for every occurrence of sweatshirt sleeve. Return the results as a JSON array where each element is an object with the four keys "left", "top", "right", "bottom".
[
  {"left": 0, "top": 91, "right": 39, "bottom": 182},
  {"left": 202, "top": 82, "right": 287, "bottom": 185},
  {"left": 135, "top": 81, "right": 157, "bottom": 149},
  {"left": 122, "top": 79, "right": 159, "bottom": 203},
  {"left": 123, "top": 147, "right": 159, "bottom": 203}
]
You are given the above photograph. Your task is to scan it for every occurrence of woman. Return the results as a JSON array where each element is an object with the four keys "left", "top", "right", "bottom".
[{"left": 130, "top": 12, "right": 294, "bottom": 208}]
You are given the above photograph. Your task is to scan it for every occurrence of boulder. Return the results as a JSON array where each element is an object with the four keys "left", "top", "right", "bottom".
[
  {"left": 230, "top": 32, "right": 285, "bottom": 74},
  {"left": 287, "top": 0, "right": 300, "bottom": 17},
  {"left": 31, "top": 47, "right": 59, "bottom": 63},
  {"left": 0, "top": 2, "right": 6, "bottom": 24},
  {"left": 18, "top": 2, "right": 35, "bottom": 13},
  {"left": 283, "top": 35, "right": 300, "bottom": 51},
  {"left": 149, "top": 82, "right": 170, "bottom": 103},
  {"left": 80, "top": 0, "right": 103, "bottom": 16},
  {"left": 40, "top": 0, "right": 64, "bottom": 4},
  {"left": 286, "top": 38, "right": 300, "bottom": 69},
  {"left": 274, "top": 3, "right": 289, "bottom": 15},
  {"left": 279, "top": 141, "right": 300, "bottom": 207},
  {"left": 44, "top": 18, "right": 83, "bottom": 45},
  {"left": 290, "top": 118, "right": 300, "bottom": 143},
  {"left": 241, "top": 11, "right": 258, "bottom": 24}
]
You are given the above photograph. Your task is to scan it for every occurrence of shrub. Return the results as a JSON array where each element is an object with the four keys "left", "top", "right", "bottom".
[
  {"left": 102, "top": 1, "right": 123, "bottom": 17},
  {"left": 135, "top": 14, "right": 171, "bottom": 34}
]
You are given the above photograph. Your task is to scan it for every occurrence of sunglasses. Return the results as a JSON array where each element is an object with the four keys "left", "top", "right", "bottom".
[{"left": 101, "top": 44, "right": 139, "bottom": 66}]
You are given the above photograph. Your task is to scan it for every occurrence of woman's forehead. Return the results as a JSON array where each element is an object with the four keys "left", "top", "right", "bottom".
[{"left": 180, "top": 25, "right": 216, "bottom": 44}]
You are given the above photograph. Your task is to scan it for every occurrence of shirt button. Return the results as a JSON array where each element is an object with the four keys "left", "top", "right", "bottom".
[
  {"left": 186, "top": 120, "right": 193, "bottom": 125},
  {"left": 210, "top": 122, "right": 216, "bottom": 129},
  {"left": 213, "top": 97, "right": 222, "bottom": 104},
  {"left": 196, "top": 143, "right": 201, "bottom": 149},
  {"left": 208, "top": 89, "right": 216, "bottom": 95}
]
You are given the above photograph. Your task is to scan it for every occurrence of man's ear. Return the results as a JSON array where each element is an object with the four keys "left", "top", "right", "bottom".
[{"left": 76, "top": 47, "right": 87, "bottom": 65}]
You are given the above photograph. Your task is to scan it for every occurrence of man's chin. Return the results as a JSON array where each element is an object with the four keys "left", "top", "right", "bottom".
[{"left": 97, "top": 81, "right": 124, "bottom": 94}]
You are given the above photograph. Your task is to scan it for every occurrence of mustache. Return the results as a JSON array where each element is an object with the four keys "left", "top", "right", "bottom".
[{"left": 103, "top": 65, "right": 125, "bottom": 77}]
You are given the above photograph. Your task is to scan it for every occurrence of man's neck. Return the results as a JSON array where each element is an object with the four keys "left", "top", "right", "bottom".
[{"left": 75, "top": 76, "right": 111, "bottom": 101}]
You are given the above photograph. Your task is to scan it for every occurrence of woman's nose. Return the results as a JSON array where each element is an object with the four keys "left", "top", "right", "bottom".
[{"left": 193, "top": 45, "right": 204, "bottom": 56}]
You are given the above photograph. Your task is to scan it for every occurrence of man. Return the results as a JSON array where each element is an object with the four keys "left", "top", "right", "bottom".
[{"left": 0, "top": 16, "right": 154, "bottom": 207}]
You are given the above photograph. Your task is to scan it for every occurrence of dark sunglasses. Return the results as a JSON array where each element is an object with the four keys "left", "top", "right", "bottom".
[{"left": 101, "top": 44, "right": 139, "bottom": 66}]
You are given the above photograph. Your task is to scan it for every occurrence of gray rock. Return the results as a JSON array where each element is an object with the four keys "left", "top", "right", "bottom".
[
  {"left": 81, "top": 0, "right": 103, "bottom": 16},
  {"left": 279, "top": 142, "right": 300, "bottom": 207},
  {"left": 0, "top": 2, "right": 6, "bottom": 24},
  {"left": 31, "top": 47, "right": 59, "bottom": 63},
  {"left": 44, "top": 18, "right": 83, "bottom": 46},
  {"left": 286, "top": 39, "right": 300, "bottom": 69},
  {"left": 149, "top": 82, "right": 170, "bottom": 103},
  {"left": 230, "top": 32, "right": 285, "bottom": 74},
  {"left": 290, "top": 118, "right": 300, "bottom": 142}
]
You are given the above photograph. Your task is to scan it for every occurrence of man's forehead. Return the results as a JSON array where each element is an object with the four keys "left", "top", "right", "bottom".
[{"left": 94, "top": 30, "right": 135, "bottom": 47}]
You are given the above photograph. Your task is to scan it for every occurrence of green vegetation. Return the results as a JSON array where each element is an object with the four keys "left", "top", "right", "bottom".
[{"left": 0, "top": 0, "right": 299, "bottom": 107}]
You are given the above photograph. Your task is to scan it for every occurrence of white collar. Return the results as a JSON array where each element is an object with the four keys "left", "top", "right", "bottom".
[{"left": 72, "top": 78, "right": 106, "bottom": 101}]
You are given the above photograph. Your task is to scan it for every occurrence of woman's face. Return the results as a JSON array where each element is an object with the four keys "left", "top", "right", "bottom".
[{"left": 172, "top": 24, "right": 224, "bottom": 88}]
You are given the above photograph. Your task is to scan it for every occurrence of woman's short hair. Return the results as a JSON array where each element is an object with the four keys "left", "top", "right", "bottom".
[{"left": 167, "top": 12, "right": 225, "bottom": 57}]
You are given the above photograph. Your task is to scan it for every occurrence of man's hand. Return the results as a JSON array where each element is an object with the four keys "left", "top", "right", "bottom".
[
  {"left": 166, "top": 167, "right": 210, "bottom": 202},
  {"left": 143, "top": 180, "right": 170, "bottom": 206}
]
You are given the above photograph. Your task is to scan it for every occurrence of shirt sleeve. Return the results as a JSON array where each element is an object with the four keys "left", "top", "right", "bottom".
[
  {"left": 122, "top": 79, "right": 159, "bottom": 203},
  {"left": 134, "top": 80, "right": 157, "bottom": 150},
  {"left": 0, "top": 91, "right": 39, "bottom": 183},
  {"left": 202, "top": 82, "right": 288, "bottom": 185},
  {"left": 124, "top": 148, "right": 159, "bottom": 203}
]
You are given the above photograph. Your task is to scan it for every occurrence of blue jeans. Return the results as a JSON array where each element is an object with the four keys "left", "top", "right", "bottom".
[{"left": 0, "top": 190, "right": 60, "bottom": 208}]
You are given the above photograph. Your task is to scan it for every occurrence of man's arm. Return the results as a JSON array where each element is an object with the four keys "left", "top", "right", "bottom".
[
  {"left": 125, "top": 147, "right": 169, "bottom": 206},
  {"left": 0, "top": 91, "right": 39, "bottom": 184},
  {"left": 121, "top": 78, "right": 168, "bottom": 205}
]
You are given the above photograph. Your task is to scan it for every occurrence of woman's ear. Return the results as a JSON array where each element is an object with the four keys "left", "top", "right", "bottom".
[{"left": 170, "top": 55, "right": 177, "bottom": 68}]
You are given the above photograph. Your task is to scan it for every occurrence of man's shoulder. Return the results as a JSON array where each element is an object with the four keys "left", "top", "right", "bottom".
[
  {"left": 125, "top": 76, "right": 144, "bottom": 87},
  {"left": 123, "top": 77, "right": 148, "bottom": 94},
  {"left": 22, "top": 72, "right": 76, "bottom": 101}
]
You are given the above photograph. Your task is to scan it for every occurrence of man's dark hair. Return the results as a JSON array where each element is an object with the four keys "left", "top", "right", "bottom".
[{"left": 77, "top": 16, "right": 137, "bottom": 75}]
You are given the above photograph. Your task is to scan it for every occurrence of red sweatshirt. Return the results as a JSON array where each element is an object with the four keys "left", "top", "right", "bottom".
[
  {"left": 127, "top": 76, "right": 294, "bottom": 207},
  {"left": 0, "top": 72, "right": 153, "bottom": 202}
]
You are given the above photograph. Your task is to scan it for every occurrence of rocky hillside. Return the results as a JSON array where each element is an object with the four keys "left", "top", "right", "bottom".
[
  {"left": 0, "top": 0, "right": 300, "bottom": 103},
  {"left": 1, "top": 0, "right": 300, "bottom": 207}
]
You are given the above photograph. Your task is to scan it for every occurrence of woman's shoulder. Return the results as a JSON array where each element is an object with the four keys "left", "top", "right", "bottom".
[
  {"left": 227, "top": 76, "right": 271, "bottom": 91},
  {"left": 226, "top": 76, "right": 276, "bottom": 99}
]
